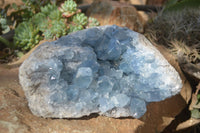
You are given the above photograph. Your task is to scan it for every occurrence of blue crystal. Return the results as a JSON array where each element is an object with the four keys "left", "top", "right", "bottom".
[
  {"left": 73, "top": 67, "right": 93, "bottom": 89},
  {"left": 111, "top": 94, "right": 130, "bottom": 107},
  {"left": 98, "top": 97, "right": 114, "bottom": 113},
  {"left": 97, "top": 76, "right": 114, "bottom": 95},
  {"left": 130, "top": 98, "right": 146, "bottom": 118},
  {"left": 84, "top": 28, "right": 103, "bottom": 47},
  {"left": 96, "top": 36, "right": 121, "bottom": 60},
  {"left": 19, "top": 25, "right": 182, "bottom": 119}
]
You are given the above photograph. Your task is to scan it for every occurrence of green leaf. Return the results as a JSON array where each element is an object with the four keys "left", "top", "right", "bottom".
[
  {"left": 12, "top": 3, "right": 18, "bottom": 10},
  {"left": 16, "top": 51, "right": 24, "bottom": 58},
  {"left": 197, "top": 94, "right": 200, "bottom": 100},
  {"left": 164, "top": 0, "right": 200, "bottom": 12},
  {"left": 22, "top": 0, "right": 27, "bottom": 3},
  {"left": 0, "top": 36, "right": 13, "bottom": 48},
  {"left": 0, "top": 18, "right": 10, "bottom": 34},
  {"left": 164, "top": 0, "right": 179, "bottom": 9},
  {"left": 191, "top": 108, "right": 200, "bottom": 119}
]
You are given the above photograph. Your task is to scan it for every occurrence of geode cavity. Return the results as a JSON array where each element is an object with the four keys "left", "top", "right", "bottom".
[{"left": 19, "top": 25, "right": 182, "bottom": 118}]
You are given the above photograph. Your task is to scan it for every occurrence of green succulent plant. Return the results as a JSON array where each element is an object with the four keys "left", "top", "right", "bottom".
[
  {"left": 14, "top": 21, "right": 42, "bottom": 51},
  {"left": 0, "top": 17, "right": 10, "bottom": 34},
  {"left": 33, "top": 4, "right": 64, "bottom": 39},
  {"left": 11, "top": 0, "right": 53, "bottom": 23},
  {"left": 87, "top": 17, "right": 100, "bottom": 28},
  {"left": 0, "top": 6, "right": 11, "bottom": 35},
  {"left": 41, "top": 3, "right": 57, "bottom": 16},
  {"left": 59, "top": 0, "right": 80, "bottom": 17},
  {"left": 12, "top": 0, "right": 100, "bottom": 52},
  {"left": 49, "top": 9, "right": 62, "bottom": 21},
  {"left": 43, "top": 29, "right": 53, "bottom": 39},
  {"left": 21, "top": 0, "right": 53, "bottom": 13},
  {"left": 31, "top": 13, "right": 48, "bottom": 32},
  {"left": 72, "top": 13, "right": 88, "bottom": 26},
  {"left": 68, "top": 24, "right": 83, "bottom": 33},
  {"left": 43, "top": 19, "right": 67, "bottom": 39}
]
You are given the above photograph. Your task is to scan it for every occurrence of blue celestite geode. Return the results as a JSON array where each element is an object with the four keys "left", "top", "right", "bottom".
[{"left": 19, "top": 25, "right": 182, "bottom": 118}]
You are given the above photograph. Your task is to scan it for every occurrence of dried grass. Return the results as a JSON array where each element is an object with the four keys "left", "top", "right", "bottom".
[{"left": 145, "top": 8, "right": 200, "bottom": 63}]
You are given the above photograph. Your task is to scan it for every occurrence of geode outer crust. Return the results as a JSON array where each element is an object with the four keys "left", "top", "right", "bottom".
[{"left": 19, "top": 25, "right": 182, "bottom": 118}]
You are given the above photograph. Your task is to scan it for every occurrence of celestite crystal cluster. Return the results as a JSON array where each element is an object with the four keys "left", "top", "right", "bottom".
[{"left": 19, "top": 25, "right": 182, "bottom": 118}]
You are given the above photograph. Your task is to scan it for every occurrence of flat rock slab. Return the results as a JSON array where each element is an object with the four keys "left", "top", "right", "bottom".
[
  {"left": 19, "top": 25, "right": 182, "bottom": 119},
  {"left": 87, "top": 0, "right": 145, "bottom": 32}
]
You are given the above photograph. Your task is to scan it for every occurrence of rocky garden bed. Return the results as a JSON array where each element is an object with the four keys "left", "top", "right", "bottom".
[{"left": 1, "top": 0, "right": 200, "bottom": 133}]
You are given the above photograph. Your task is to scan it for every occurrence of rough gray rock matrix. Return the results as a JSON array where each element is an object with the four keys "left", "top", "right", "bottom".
[{"left": 19, "top": 25, "right": 182, "bottom": 118}]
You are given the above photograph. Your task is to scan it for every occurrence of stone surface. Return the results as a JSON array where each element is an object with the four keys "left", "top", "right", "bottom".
[
  {"left": 19, "top": 25, "right": 182, "bottom": 119},
  {"left": 117, "top": 0, "right": 146, "bottom": 5},
  {"left": 130, "top": 0, "right": 146, "bottom": 5},
  {"left": 87, "top": 0, "right": 145, "bottom": 33},
  {"left": 146, "top": 0, "right": 167, "bottom": 6},
  {"left": 111, "top": 0, "right": 150, "bottom": 22},
  {"left": 79, "top": 0, "right": 94, "bottom": 4}
]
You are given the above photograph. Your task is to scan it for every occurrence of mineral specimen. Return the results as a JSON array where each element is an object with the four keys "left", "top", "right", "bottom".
[{"left": 19, "top": 25, "right": 182, "bottom": 119}]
